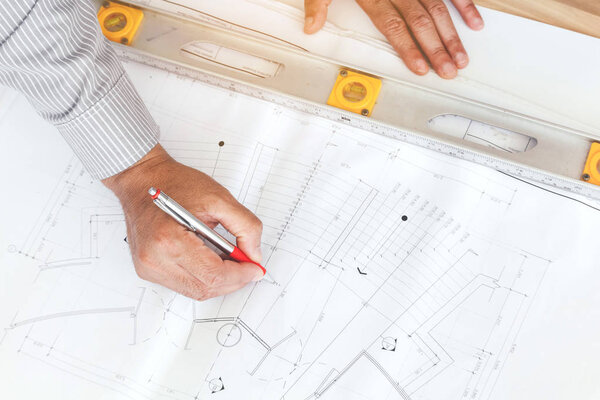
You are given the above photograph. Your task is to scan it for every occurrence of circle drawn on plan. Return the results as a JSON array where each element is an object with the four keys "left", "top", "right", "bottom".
[
  {"left": 208, "top": 377, "right": 225, "bottom": 393},
  {"left": 216, "top": 323, "right": 242, "bottom": 347},
  {"left": 381, "top": 337, "right": 397, "bottom": 351},
  {"left": 7, "top": 245, "right": 17, "bottom": 253}
]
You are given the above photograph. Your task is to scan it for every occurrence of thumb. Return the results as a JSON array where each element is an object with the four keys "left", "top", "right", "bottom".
[
  {"left": 304, "top": 0, "right": 332, "bottom": 34},
  {"left": 209, "top": 197, "right": 263, "bottom": 264}
]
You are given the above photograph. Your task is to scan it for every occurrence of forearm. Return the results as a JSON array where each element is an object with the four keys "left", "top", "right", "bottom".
[{"left": 0, "top": 0, "right": 159, "bottom": 179}]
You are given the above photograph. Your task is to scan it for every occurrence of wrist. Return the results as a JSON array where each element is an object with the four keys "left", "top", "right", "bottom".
[{"left": 102, "top": 144, "right": 172, "bottom": 209}]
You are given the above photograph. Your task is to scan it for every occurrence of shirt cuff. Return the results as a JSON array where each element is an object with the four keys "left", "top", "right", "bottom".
[{"left": 56, "top": 73, "right": 160, "bottom": 180}]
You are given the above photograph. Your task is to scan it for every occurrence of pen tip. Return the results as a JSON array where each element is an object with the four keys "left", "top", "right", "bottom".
[{"left": 148, "top": 187, "right": 157, "bottom": 196}]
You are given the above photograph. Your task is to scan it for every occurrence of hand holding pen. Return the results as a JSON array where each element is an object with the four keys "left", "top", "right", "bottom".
[
  {"left": 102, "top": 146, "right": 265, "bottom": 301},
  {"left": 149, "top": 187, "right": 266, "bottom": 274}
]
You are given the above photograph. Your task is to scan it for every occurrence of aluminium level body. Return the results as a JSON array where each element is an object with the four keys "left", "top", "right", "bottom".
[{"left": 95, "top": 0, "right": 600, "bottom": 200}]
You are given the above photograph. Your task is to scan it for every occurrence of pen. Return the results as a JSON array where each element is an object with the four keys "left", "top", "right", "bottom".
[{"left": 148, "top": 187, "right": 266, "bottom": 275}]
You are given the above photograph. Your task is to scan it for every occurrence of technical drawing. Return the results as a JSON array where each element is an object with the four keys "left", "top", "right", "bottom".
[
  {"left": 185, "top": 315, "right": 296, "bottom": 376},
  {"left": 381, "top": 337, "right": 397, "bottom": 351},
  {"left": 208, "top": 377, "right": 225, "bottom": 393},
  {"left": 310, "top": 350, "right": 413, "bottom": 400},
  {"left": 216, "top": 323, "right": 243, "bottom": 347},
  {"left": 1, "top": 61, "right": 598, "bottom": 400}
]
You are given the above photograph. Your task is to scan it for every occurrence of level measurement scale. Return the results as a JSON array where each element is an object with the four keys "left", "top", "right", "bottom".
[{"left": 115, "top": 46, "right": 600, "bottom": 201}]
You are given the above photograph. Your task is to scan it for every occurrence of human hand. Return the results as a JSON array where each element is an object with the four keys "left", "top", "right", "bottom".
[
  {"left": 102, "top": 144, "right": 264, "bottom": 301},
  {"left": 304, "top": 0, "right": 484, "bottom": 79}
]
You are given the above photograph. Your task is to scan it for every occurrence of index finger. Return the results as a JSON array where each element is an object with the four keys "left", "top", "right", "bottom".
[
  {"left": 420, "top": 0, "right": 469, "bottom": 68},
  {"left": 391, "top": 0, "right": 457, "bottom": 78},
  {"left": 450, "top": 0, "right": 484, "bottom": 30},
  {"left": 206, "top": 194, "right": 264, "bottom": 264}
]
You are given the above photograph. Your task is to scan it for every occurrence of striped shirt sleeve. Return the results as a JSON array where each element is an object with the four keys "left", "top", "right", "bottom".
[{"left": 0, "top": 0, "right": 159, "bottom": 179}]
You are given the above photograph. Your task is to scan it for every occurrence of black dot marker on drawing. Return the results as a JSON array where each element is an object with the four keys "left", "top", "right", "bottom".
[
  {"left": 218, "top": 141, "right": 225, "bottom": 147},
  {"left": 401, "top": 215, "right": 408, "bottom": 221}
]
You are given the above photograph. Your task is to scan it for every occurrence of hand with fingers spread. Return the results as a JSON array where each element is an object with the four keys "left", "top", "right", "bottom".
[
  {"left": 103, "top": 144, "right": 264, "bottom": 301},
  {"left": 304, "top": 0, "right": 484, "bottom": 79}
]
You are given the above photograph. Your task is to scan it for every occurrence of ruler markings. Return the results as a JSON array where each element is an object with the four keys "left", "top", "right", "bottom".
[{"left": 115, "top": 46, "right": 600, "bottom": 201}]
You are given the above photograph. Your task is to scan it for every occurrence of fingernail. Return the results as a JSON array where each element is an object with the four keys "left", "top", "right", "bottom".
[
  {"left": 304, "top": 16, "right": 314, "bottom": 32},
  {"left": 454, "top": 52, "right": 468, "bottom": 68},
  {"left": 415, "top": 59, "right": 429, "bottom": 75},
  {"left": 472, "top": 18, "right": 484, "bottom": 30},
  {"left": 441, "top": 62, "right": 457, "bottom": 78}
]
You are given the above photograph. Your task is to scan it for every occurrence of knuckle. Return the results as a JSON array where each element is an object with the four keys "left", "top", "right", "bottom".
[
  {"left": 194, "top": 290, "right": 209, "bottom": 302},
  {"left": 464, "top": 2, "right": 477, "bottom": 14},
  {"left": 136, "top": 248, "right": 154, "bottom": 267},
  {"left": 180, "top": 277, "right": 208, "bottom": 301},
  {"left": 430, "top": 46, "right": 448, "bottom": 59},
  {"left": 193, "top": 286, "right": 216, "bottom": 302},
  {"left": 382, "top": 16, "right": 408, "bottom": 38},
  {"left": 178, "top": 275, "right": 208, "bottom": 301},
  {"left": 203, "top": 191, "right": 223, "bottom": 206},
  {"left": 445, "top": 37, "right": 462, "bottom": 51},
  {"left": 199, "top": 192, "right": 219, "bottom": 209},
  {"left": 204, "top": 271, "right": 225, "bottom": 288},
  {"left": 409, "top": 13, "right": 434, "bottom": 32},
  {"left": 133, "top": 258, "right": 160, "bottom": 283},
  {"left": 133, "top": 249, "right": 161, "bottom": 282},
  {"left": 252, "top": 217, "right": 263, "bottom": 232},
  {"left": 206, "top": 191, "right": 235, "bottom": 213},
  {"left": 426, "top": 2, "right": 448, "bottom": 18}
]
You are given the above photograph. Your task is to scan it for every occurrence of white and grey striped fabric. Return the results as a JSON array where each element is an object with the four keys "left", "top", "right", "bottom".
[{"left": 0, "top": 0, "right": 159, "bottom": 179}]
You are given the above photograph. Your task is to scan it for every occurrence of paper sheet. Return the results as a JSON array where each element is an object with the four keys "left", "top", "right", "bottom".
[{"left": 1, "top": 58, "right": 600, "bottom": 399}]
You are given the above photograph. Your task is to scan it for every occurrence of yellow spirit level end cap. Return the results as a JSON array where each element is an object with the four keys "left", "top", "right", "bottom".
[
  {"left": 98, "top": 2, "right": 143, "bottom": 45},
  {"left": 327, "top": 69, "right": 381, "bottom": 117},
  {"left": 582, "top": 142, "right": 600, "bottom": 185}
]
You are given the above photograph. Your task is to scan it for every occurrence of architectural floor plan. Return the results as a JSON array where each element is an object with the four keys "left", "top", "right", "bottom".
[{"left": 1, "top": 61, "right": 600, "bottom": 400}]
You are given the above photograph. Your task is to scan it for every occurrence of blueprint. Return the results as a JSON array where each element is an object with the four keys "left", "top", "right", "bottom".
[{"left": 1, "top": 60, "right": 600, "bottom": 400}]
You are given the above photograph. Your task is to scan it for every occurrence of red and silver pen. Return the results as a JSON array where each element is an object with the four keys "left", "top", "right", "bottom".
[{"left": 148, "top": 187, "right": 266, "bottom": 274}]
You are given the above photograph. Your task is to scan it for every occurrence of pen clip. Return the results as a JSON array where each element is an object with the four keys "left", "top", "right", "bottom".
[{"left": 153, "top": 198, "right": 196, "bottom": 232}]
